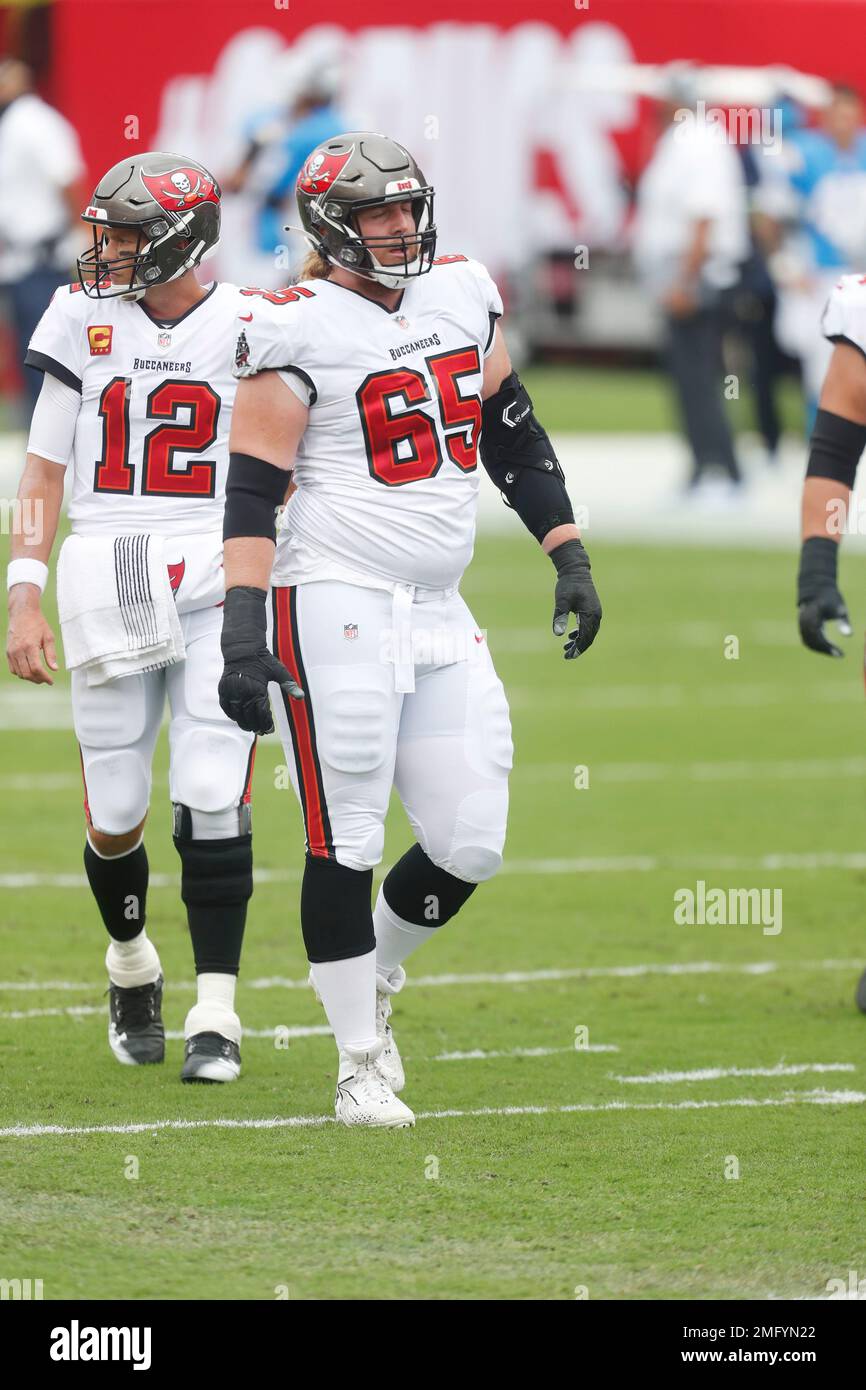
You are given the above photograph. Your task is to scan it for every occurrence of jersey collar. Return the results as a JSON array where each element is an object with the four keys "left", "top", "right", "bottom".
[{"left": 136, "top": 280, "right": 219, "bottom": 330}]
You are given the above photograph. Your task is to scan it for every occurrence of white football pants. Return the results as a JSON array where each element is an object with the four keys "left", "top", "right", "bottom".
[
  {"left": 73, "top": 605, "right": 256, "bottom": 836},
  {"left": 268, "top": 581, "right": 513, "bottom": 881}
]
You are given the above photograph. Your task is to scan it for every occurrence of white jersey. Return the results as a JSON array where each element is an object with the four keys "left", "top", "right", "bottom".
[
  {"left": 232, "top": 256, "right": 503, "bottom": 590},
  {"left": 822, "top": 272, "right": 866, "bottom": 355},
  {"left": 26, "top": 280, "right": 244, "bottom": 540}
]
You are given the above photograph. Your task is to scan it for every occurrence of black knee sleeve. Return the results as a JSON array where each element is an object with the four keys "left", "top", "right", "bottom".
[
  {"left": 382, "top": 843, "right": 476, "bottom": 928},
  {"left": 301, "top": 853, "right": 375, "bottom": 963},
  {"left": 84, "top": 839, "right": 148, "bottom": 942},
  {"left": 173, "top": 832, "right": 253, "bottom": 908},
  {"left": 173, "top": 827, "right": 253, "bottom": 976}
]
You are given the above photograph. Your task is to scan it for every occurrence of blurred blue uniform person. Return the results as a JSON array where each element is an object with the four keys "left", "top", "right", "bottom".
[
  {"left": 758, "top": 84, "right": 866, "bottom": 428},
  {"left": 223, "top": 40, "right": 345, "bottom": 263},
  {"left": 252, "top": 102, "right": 345, "bottom": 255}
]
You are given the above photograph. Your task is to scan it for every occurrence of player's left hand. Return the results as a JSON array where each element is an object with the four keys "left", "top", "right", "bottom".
[{"left": 549, "top": 538, "right": 602, "bottom": 659}]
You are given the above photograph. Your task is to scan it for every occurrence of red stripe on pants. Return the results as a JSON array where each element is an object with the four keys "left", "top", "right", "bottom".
[{"left": 274, "top": 585, "right": 330, "bottom": 858}]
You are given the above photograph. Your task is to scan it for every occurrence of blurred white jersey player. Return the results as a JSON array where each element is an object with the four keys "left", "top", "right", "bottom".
[
  {"left": 217, "top": 133, "right": 603, "bottom": 1126},
  {"left": 5, "top": 153, "right": 262, "bottom": 1082}
]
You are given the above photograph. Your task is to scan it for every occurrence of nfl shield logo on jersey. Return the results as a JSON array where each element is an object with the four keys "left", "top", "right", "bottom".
[
  {"left": 343, "top": 623, "right": 358, "bottom": 640},
  {"left": 158, "top": 331, "right": 171, "bottom": 349}
]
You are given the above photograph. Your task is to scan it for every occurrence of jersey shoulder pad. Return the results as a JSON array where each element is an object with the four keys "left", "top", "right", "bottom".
[
  {"left": 433, "top": 253, "right": 503, "bottom": 319},
  {"left": 822, "top": 274, "right": 866, "bottom": 354},
  {"left": 233, "top": 284, "right": 317, "bottom": 379},
  {"left": 26, "top": 282, "right": 91, "bottom": 390}
]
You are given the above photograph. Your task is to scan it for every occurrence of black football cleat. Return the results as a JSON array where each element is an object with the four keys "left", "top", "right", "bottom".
[
  {"left": 108, "top": 975, "right": 165, "bottom": 1065},
  {"left": 856, "top": 967, "right": 866, "bottom": 1014},
  {"left": 181, "top": 1031, "right": 241, "bottom": 1084}
]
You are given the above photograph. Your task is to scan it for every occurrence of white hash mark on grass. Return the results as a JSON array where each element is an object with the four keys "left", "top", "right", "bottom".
[
  {"left": 613, "top": 1062, "right": 857, "bottom": 1085},
  {"left": 1, "top": 1089, "right": 863, "bottom": 1138},
  {"left": 7, "top": 850, "right": 866, "bottom": 891},
  {"left": 0, "top": 959, "right": 862, "bottom": 993},
  {"left": 434, "top": 1045, "right": 619, "bottom": 1060}
]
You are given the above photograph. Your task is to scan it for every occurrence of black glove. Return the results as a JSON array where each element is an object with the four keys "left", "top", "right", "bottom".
[
  {"left": 797, "top": 536, "right": 851, "bottom": 658},
  {"left": 218, "top": 585, "right": 304, "bottom": 734},
  {"left": 550, "top": 538, "right": 602, "bottom": 659}
]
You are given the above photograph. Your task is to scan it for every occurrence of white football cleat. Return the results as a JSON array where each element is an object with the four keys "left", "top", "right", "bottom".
[
  {"left": 375, "top": 967, "right": 406, "bottom": 1093},
  {"left": 335, "top": 1046, "right": 415, "bottom": 1129}
]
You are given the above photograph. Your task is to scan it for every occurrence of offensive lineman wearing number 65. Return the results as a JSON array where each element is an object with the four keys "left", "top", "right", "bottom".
[{"left": 219, "top": 131, "right": 603, "bottom": 1128}]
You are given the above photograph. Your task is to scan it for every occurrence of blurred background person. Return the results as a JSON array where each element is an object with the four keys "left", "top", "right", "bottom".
[
  {"left": 755, "top": 82, "right": 866, "bottom": 434},
  {"left": 221, "top": 37, "right": 346, "bottom": 284},
  {"left": 0, "top": 55, "right": 85, "bottom": 422},
  {"left": 728, "top": 100, "right": 801, "bottom": 467},
  {"left": 633, "top": 72, "right": 750, "bottom": 496}
]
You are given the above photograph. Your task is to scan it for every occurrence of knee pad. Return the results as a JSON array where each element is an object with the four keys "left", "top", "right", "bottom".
[
  {"left": 173, "top": 805, "right": 253, "bottom": 908},
  {"left": 170, "top": 726, "right": 253, "bottom": 814},
  {"left": 84, "top": 750, "right": 151, "bottom": 836},
  {"left": 442, "top": 787, "right": 509, "bottom": 883},
  {"left": 301, "top": 853, "right": 375, "bottom": 963}
]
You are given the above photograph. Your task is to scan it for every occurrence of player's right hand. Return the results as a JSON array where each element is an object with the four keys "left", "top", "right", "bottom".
[
  {"left": 218, "top": 585, "right": 304, "bottom": 735},
  {"left": 797, "top": 535, "right": 851, "bottom": 659},
  {"left": 6, "top": 598, "right": 58, "bottom": 685}
]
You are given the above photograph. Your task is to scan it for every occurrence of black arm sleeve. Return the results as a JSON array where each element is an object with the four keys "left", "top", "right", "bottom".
[
  {"left": 479, "top": 371, "right": 574, "bottom": 543},
  {"left": 223, "top": 453, "right": 290, "bottom": 543},
  {"left": 805, "top": 409, "right": 866, "bottom": 489}
]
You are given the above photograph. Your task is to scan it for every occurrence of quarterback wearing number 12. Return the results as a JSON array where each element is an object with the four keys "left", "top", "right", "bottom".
[
  {"left": 220, "top": 132, "right": 603, "bottom": 1128},
  {"left": 6, "top": 155, "right": 269, "bottom": 1083}
]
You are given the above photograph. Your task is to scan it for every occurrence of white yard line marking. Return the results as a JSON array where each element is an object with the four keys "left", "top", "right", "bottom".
[
  {"left": 434, "top": 1044, "right": 619, "bottom": 1060},
  {"left": 7, "top": 850, "right": 866, "bottom": 893},
  {"left": 2, "top": 1089, "right": 862, "bottom": 1139},
  {"left": 0, "top": 1004, "right": 104, "bottom": 1020},
  {"left": 1, "top": 959, "right": 862, "bottom": 995},
  {"left": 613, "top": 1062, "right": 857, "bottom": 1085},
  {"left": 0, "top": 774, "right": 80, "bottom": 790},
  {"left": 507, "top": 683, "right": 860, "bottom": 711},
  {"left": 518, "top": 756, "right": 866, "bottom": 786},
  {"left": 2, "top": 755, "right": 863, "bottom": 793},
  {"left": 0, "top": 679, "right": 860, "bottom": 730}
]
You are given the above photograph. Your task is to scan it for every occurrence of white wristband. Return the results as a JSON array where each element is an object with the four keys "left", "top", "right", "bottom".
[{"left": 7, "top": 558, "right": 49, "bottom": 593}]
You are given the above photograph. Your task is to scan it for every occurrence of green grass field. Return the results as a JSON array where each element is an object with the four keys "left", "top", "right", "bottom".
[{"left": 2, "top": 522, "right": 866, "bottom": 1301}]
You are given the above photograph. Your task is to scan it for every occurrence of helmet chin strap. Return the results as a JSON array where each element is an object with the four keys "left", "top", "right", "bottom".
[
  {"left": 290, "top": 224, "right": 422, "bottom": 290},
  {"left": 365, "top": 255, "right": 422, "bottom": 289}
]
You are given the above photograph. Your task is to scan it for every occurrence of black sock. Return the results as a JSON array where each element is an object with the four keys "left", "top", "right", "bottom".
[
  {"left": 173, "top": 835, "right": 252, "bottom": 976},
  {"left": 382, "top": 843, "right": 476, "bottom": 928},
  {"left": 186, "top": 903, "right": 247, "bottom": 976},
  {"left": 84, "top": 839, "right": 148, "bottom": 942}
]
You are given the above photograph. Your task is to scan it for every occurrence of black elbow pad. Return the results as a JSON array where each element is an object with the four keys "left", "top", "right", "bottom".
[{"left": 480, "top": 371, "right": 574, "bottom": 542}]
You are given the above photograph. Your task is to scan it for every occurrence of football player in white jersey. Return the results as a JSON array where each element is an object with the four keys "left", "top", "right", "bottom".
[
  {"left": 796, "top": 272, "right": 866, "bottom": 1013},
  {"left": 218, "top": 132, "right": 602, "bottom": 1127},
  {"left": 5, "top": 153, "right": 272, "bottom": 1082}
]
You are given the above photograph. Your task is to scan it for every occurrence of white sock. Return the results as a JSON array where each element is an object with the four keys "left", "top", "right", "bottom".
[
  {"left": 184, "top": 973, "right": 241, "bottom": 1044},
  {"left": 105, "top": 931, "right": 161, "bottom": 990},
  {"left": 311, "top": 947, "right": 378, "bottom": 1060},
  {"left": 373, "top": 885, "right": 437, "bottom": 980}
]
